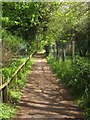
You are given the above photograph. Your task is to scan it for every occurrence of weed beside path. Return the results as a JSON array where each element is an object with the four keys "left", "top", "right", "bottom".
[{"left": 14, "top": 52, "right": 84, "bottom": 119}]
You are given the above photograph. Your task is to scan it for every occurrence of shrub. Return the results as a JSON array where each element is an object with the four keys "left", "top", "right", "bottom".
[
  {"left": 47, "top": 55, "right": 90, "bottom": 118},
  {"left": 0, "top": 103, "right": 19, "bottom": 119},
  {"left": 2, "top": 29, "right": 24, "bottom": 52}
]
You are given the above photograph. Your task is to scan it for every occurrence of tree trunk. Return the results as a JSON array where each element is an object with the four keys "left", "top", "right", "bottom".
[
  {"left": 62, "top": 47, "right": 66, "bottom": 63},
  {"left": 0, "top": 76, "right": 3, "bottom": 103},
  {"left": 56, "top": 42, "right": 59, "bottom": 62},
  {"left": 72, "top": 41, "right": 75, "bottom": 63}
]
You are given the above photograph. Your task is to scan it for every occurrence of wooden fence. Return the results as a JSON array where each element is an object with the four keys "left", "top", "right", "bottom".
[{"left": 0, "top": 52, "right": 35, "bottom": 103}]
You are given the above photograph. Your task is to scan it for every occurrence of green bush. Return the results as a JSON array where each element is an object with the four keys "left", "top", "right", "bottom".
[
  {"left": 8, "top": 59, "right": 33, "bottom": 103},
  {"left": 9, "top": 91, "right": 22, "bottom": 103},
  {"left": 0, "top": 59, "right": 34, "bottom": 119},
  {"left": 47, "top": 55, "right": 90, "bottom": 118},
  {"left": 2, "top": 29, "right": 24, "bottom": 52},
  {"left": 0, "top": 103, "right": 19, "bottom": 119},
  {"left": 2, "top": 57, "right": 27, "bottom": 81}
]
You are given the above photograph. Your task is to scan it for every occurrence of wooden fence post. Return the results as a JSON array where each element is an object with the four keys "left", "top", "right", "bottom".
[
  {"left": 22, "top": 64, "right": 25, "bottom": 73},
  {"left": 21, "top": 68, "right": 23, "bottom": 80},
  {"left": 62, "top": 47, "right": 66, "bottom": 63},
  {"left": 24, "top": 61, "right": 27, "bottom": 71},
  {"left": 0, "top": 75, "right": 3, "bottom": 102},
  {"left": 72, "top": 40, "right": 75, "bottom": 63},
  {"left": 14, "top": 75, "right": 17, "bottom": 90},
  {"left": 3, "top": 85, "right": 8, "bottom": 103},
  {"left": 19, "top": 69, "right": 21, "bottom": 79},
  {"left": 50, "top": 45, "right": 53, "bottom": 55}
]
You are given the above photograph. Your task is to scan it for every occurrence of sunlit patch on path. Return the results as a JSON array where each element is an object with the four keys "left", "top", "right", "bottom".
[{"left": 14, "top": 52, "right": 84, "bottom": 119}]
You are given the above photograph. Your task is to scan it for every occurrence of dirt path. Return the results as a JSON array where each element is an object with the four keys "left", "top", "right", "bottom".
[{"left": 14, "top": 52, "right": 84, "bottom": 119}]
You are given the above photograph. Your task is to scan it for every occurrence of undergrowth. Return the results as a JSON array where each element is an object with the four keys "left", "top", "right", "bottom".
[
  {"left": 47, "top": 54, "right": 90, "bottom": 119},
  {"left": 9, "top": 59, "right": 33, "bottom": 103},
  {"left": 0, "top": 58, "right": 34, "bottom": 119},
  {"left": 0, "top": 103, "right": 19, "bottom": 119},
  {"left": 1, "top": 28, "right": 35, "bottom": 119},
  {"left": 2, "top": 29, "right": 23, "bottom": 52},
  {"left": 2, "top": 57, "right": 27, "bottom": 82}
]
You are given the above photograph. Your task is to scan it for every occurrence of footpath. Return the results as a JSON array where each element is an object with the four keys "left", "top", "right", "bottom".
[{"left": 14, "top": 52, "right": 84, "bottom": 119}]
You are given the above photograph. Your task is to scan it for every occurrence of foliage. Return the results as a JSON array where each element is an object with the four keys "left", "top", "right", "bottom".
[
  {"left": 2, "top": 2, "right": 90, "bottom": 54},
  {"left": 2, "top": 29, "right": 24, "bottom": 52},
  {"left": 9, "top": 91, "right": 22, "bottom": 103},
  {"left": 0, "top": 103, "right": 19, "bottom": 119},
  {"left": 45, "top": 2, "right": 90, "bottom": 56},
  {"left": 9, "top": 59, "right": 33, "bottom": 103},
  {"left": 2, "top": 2, "right": 39, "bottom": 39},
  {"left": 2, "top": 57, "right": 27, "bottom": 82},
  {"left": 47, "top": 54, "right": 90, "bottom": 118},
  {"left": 1, "top": 2, "right": 90, "bottom": 119},
  {"left": 0, "top": 59, "right": 34, "bottom": 119},
  {"left": 2, "top": 2, "right": 60, "bottom": 49}
]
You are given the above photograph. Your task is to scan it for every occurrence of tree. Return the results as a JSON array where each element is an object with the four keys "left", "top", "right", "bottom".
[
  {"left": 45, "top": 2, "right": 89, "bottom": 57},
  {"left": 2, "top": 2, "right": 40, "bottom": 40},
  {"left": 2, "top": 2, "right": 90, "bottom": 57}
]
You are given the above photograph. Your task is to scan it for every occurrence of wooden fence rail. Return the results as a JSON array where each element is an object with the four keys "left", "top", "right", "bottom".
[{"left": 0, "top": 52, "right": 35, "bottom": 103}]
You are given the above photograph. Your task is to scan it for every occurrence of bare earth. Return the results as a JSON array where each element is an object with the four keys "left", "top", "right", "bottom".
[{"left": 14, "top": 52, "right": 84, "bottom": 120}]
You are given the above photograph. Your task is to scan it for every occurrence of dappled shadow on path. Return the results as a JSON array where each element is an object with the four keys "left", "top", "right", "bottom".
[{"left": 15, "top": 52, "right": 84, "bottom": 119}]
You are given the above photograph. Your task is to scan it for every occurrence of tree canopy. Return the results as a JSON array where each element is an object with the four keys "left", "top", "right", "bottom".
[{"left": 2, "top": 2, "right": 90, "bottom": 56}]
